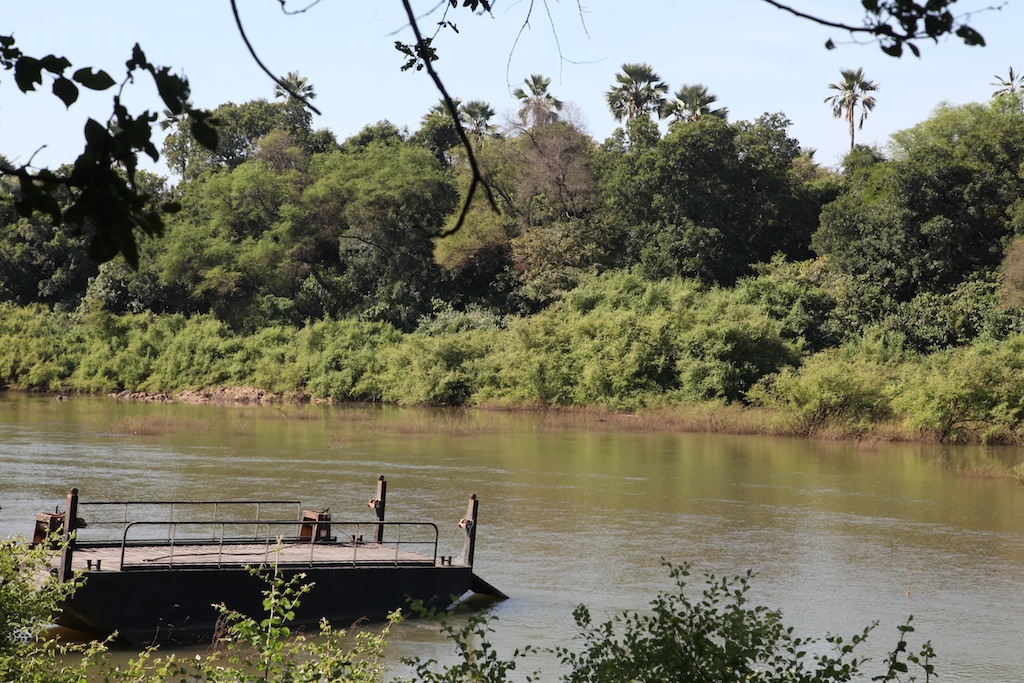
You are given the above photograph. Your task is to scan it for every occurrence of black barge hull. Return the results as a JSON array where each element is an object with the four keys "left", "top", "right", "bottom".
[{"left": 59, "top": 563, "right": 474, "bottom": 645}]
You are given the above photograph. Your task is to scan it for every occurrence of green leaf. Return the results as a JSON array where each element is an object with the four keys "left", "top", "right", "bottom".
[
  {"left": 152, "top": 68, "right": 187, "bottom": 115},
  {"left": 190, "top": 118, "right": 219, "bottom": 151},
  {"left": 13, "top": 56, "right": 43, "bottom": 91},
  {"left": 83, "top": 118, "right": 109, "bottom": 147},
  {"left": 52, "top": 76, "right": 79, "bottom": 107},
  {"left": 72, "top": 67, "right": 116, "bottom": 90},
  {"left": 881, "top": 42, "right": 903, "bottom": 57},
  {"left": 38, "top": 54, "right": 71, "bottom": 74},
  {"left": 128, "top": 43, "right": 148, "bottom": 70},
  {"left": 955, "top": 25, "right": 985, "bottom": 46},
  {"left": 87, "top": 231, "right": 123, "bottom": 266}
]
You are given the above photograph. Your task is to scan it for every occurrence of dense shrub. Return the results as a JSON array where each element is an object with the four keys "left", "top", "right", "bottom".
[
  {"left": 0, "top": 303, "right": 83, "bottom": 391},
  {"left": 374, "top": 329, "right": 499, "bottom": 406},
  {"left": 892, "top": 334, "right": 1024, "bottom": 443},
  {"left": 749, "top": 348, "right": 896, "bottom": 435},
  {"left": 297, "top": 319, "right": 402, "bottom": 401}
]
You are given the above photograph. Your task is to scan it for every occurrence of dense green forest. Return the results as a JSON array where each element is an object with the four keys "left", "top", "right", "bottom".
[{"left": 3, "top": 71, "right": 1024, "bottom": 444}]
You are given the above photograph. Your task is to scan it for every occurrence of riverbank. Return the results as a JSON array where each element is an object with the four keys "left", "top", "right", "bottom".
[
  {"left": 8, "top": 385, "right": 1024, "bottom": 485},
  {"left": 6, "top": 287, "right": 1024, "bottom": 453}
]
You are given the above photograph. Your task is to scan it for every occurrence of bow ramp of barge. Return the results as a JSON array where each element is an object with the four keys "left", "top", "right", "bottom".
[{"left": 36, "top": 477, "right": 506, "bottom": 645}]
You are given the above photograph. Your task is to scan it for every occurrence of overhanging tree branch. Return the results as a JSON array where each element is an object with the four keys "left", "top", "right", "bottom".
[
  {"left": 398, "top": 0, "right": 498, "bottom": 238},
  {"left": 761, "top": 0, "right": 992, "bottom": 57}
]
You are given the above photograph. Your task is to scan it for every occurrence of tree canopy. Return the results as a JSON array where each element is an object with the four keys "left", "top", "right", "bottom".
[{"left": 0, "top": 1, "right": 992, "bottom": 272}]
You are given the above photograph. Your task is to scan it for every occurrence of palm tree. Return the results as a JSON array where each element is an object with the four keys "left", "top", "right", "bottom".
[
  {"left": 665, "top": 84, "right": 728, "bottom": 124},
  {"left": 513, "top": 74, "right": 563, "bottom": 127},
  {"left": 991, "top": 67, "right": 1024, "bottom": 97},
  {"left": 825, "top": 68, "right": 878, "bottom": 150},
  {"left": 605, "top": 63, "right": 669, "bottom": 125},
  {"left": 274, "top": 70, "right": 316, "bottom": 102},
  {"left": 459, "top": 100, "right": 497, "bottom": 138}
]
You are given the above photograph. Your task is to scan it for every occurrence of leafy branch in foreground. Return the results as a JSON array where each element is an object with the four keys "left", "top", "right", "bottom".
[
  {"left": 400, "top": 601, "right": 537, "bottom": 683},
  {"left": 181, "top": 562, "right": 395, "bottom": 683},
  {"left": 762, "top": 0, "right": 988, "bottom": 57},
  {"left": 0, "top": 36, "right": 218, "bottom": 268},
  {"left": 404, "top": 561, "right": 938, "bottom": 683},
  {"left": 0, "top": 536, "right": 110, "bottom": 683}
]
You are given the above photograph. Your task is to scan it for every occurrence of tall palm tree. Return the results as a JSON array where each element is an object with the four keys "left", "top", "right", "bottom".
[
  {"left": 605, "top": 63, "right": 669, "bottom": 125},
  {"left": 460, "top": 100, "right": 497, "bottom": 138},
  {"left": 991, "top": 67, "right": 1024, "bottom": 97},
  {"left": 274, "top": 70, "right": 316, "bottom": 102},
  {"left": 513, "top": 74, "right": 563, "bottom": 127},
  {"left": 665, "top": 83, "right": 728, "bottom": 124},
  {"left": 825, "top": 68, "right": 878, "bottom": 150}
]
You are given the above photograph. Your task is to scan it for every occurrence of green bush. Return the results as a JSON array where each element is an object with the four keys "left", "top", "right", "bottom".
[
  {"left": 143, "top": 315, "right": 244, "bottom": 391},
  {"left": 1, "top": 539, "right": 939, "bottom": 683},
  {"left": 297, "top": 318, "right": 402, "bottom": 401},
  {"left": 404, "top": 562, "right": 937, "bottom": 683},
  {"left": 749, "top": 348, "right": 896, "bottom": 435},
  {"left": 892, "top": 335, "right": 1024, "bottom": 442},
  {"left": 374, "top": 329, "right": 499, "bottom": 406},
  {"left": 0, "top": 303, "right": 82, "bottom": 391},
  {"left": 674, "top": 289, "right": 799, "bottom": 403},
  {"left": 70, "top": 311, "right": 186, "bottom": 393}
]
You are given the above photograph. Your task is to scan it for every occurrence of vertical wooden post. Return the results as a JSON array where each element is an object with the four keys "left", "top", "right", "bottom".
[
  {"left": 58, "top": 488, "right": 79, "bottom": 583},
  {"left": 369, "top": 475, "right": 387, "bottom": 544},
  {"left": 460, "top": 494, "right": 478, "bottom": 568}
]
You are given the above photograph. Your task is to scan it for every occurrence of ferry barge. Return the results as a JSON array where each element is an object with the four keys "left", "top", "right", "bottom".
[{"left": 34, "top": 477, "right": 505, "bottom": 645}]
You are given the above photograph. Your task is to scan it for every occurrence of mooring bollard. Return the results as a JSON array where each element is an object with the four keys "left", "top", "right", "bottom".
[
  {"left": 460, "top": 494, "right": 478, "bottom": 568},
  {"left": 367, "top": 475, "right": 387, "bottom": 544},
  {"left": 58, "top": 488, "right": 79, "bottom": 583}
]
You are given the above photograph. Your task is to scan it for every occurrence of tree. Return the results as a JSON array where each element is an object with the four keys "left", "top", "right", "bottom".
[
  {"left": 605, "top": 63, "right": 669, "bottom": 126},
  {"left": 665, "top": 83, "right": 728, "bottom": 124},
  {"left": 0, "top": 37, "right": 217, "bottom": 268},
  {"left": 273, "top": 70, "right": 316, "bottom": 102},
  {"left": 163, "top": 99, "right": 282, "bottom": 180},
  {"left": 991, "top": 67, "right": 1024, "bottom": 110},
  {"left": 459, "top": 100, "right": 497, "bottom": 138},
  {"left": 0, "top": 0, "right": 991, "bottom": 273},
  {"left": 825, "top": 68, "right": 879, "bottom": 149},
  {"left": 814, "top": 99, "right": 1024, "bottom": 302},
  {"left": 411, "top": 100, "right": 462, "bottom": 166},
  {"left": 513, "top": 74, "right": 563, "bottom": 127}
]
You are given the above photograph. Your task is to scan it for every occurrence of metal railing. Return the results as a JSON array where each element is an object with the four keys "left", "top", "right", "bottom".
[
  {"left": 76, "top": 500, "right": 303, "bottom": 542},
  {"left": 112, "top": 519, "right": 440, "bottom": 571}
]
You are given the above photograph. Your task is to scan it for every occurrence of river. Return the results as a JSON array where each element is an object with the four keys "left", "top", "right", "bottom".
[{"left": 1, "top": 395, "right": 1023, "bottom": 680}]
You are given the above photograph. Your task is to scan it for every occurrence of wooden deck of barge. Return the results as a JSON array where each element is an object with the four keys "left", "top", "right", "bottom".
[{"left": 63, "top": 539, "right": 442, "bottom": 572}]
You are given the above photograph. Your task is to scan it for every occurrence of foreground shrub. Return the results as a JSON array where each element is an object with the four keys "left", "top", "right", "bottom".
[
  {"left": 404, "top": 562, "right": 936, "bottom": 683},
  {"left": 2, "top": 541, "right": 938, "bottom": 683},
  {"left": 0, "top": 537, "right": 102, "bottom": 683}
]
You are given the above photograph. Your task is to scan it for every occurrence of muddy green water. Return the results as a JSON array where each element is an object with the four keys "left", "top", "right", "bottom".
[{"left": 2, "top": 395, "right": 1024, "bottom": 680}]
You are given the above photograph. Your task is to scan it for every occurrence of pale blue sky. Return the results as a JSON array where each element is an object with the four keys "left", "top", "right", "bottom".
[{"left": 2, "top": 1, "right": 1021, "bottom": 176}]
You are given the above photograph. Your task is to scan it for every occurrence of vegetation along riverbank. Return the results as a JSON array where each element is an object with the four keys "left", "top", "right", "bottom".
[{"left": 4, "top": 67, "right": 1024, "bottom": 456}]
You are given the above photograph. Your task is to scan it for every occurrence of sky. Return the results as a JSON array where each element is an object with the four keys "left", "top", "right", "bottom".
[{"left": 2, "top": 0, "right": 1022, "bottom": 177}]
